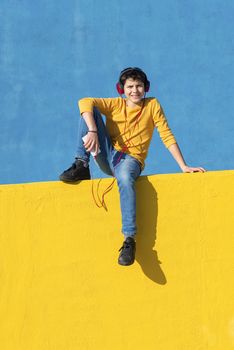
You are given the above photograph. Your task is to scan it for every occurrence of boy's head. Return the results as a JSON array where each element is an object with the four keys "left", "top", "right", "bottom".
[{"left": 116, "top": 67, "right": 150, "bottom": 94}]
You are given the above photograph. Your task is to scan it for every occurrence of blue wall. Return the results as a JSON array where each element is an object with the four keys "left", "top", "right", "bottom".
[{"left": 0, "top": 0, "right": 234, "bottom": 184}]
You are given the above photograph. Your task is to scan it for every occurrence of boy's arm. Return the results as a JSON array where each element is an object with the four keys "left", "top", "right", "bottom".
[
  {"left": 168, "top": 143, "right": 206, "bottom": 173},
  {"left": 78, "top": 97, "right": 114, "bottom": 116},
  {"left": 81, "top": 111, "right": 99, "bottom": 155},
  {"left": 153, "top": 100, "right": 205, "bottom": 173},
  {"left": 78, "top": 97, "right": 115, "bottom": 156}
]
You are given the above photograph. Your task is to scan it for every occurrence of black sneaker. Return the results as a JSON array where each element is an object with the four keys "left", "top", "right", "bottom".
[
  {"left": 118, "top": 237, "right": 136, "bottom": 266},
  {"left": 59, "top": 158, "right": 91, "bottom": 182}
]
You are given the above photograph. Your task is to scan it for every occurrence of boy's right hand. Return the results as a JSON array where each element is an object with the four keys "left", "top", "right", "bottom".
[{"left": 83, "top": 132, "right": 100, "bottom": 156}]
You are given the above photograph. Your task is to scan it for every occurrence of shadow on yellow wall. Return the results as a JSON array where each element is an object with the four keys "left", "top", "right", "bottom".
[{"left": 136, "top": 177, "right": 166, "bottom": 284}]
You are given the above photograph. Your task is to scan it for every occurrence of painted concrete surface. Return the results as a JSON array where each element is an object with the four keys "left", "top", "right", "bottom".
[
  {"left": 0, "top": 1, "right": 234, "bottom": 184},
  {"left": 0, "top": 170, "right": 233, "bottom": 349}
]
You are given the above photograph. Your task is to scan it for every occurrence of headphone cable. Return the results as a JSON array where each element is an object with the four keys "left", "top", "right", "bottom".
[{"left": 91, "top": 94, "right": 146, "bottom": 211}]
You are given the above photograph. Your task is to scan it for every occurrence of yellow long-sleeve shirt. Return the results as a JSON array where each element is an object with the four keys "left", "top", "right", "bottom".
[{"left": 78, "top": 97, "right": 177, "bottom": 169}]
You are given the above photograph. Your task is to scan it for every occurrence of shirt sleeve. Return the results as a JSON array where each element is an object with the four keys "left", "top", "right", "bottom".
[
  {"left": 78, "top": 98, "right": 115, "bottom": 116},
  {"left": 153, "top": 99, "right": 177, "bottom": 148}
]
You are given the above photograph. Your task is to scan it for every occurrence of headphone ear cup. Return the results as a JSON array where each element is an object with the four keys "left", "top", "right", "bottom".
[
  {"left": 116, "top": 82, "right": 124, "bottom": 95},
  {"left": 145, "top": 81, "right": 150, "bottom": 92}
]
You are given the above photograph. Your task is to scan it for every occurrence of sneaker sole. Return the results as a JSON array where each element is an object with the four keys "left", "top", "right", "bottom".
[
  {"left": 118, "top": 258, "right": 135, "bottom": 266},
  {"left": 59, "top": 176, "right": 90, "bottom": 183}
]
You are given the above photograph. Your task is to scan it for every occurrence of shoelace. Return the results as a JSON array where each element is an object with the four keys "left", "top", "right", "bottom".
[
  {"left": 65, "top": 163, "right": 76, "bottom": 172},
  {"left": 118, "top": 241, "right": 134, "bottom": 252},
  {"left": 66, "top": 159, "right": 82, "bottom": 172}
]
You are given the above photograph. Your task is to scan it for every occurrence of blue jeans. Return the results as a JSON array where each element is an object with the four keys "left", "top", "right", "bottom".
[{"left": 76, "top": 108, "right": 142, "bottom": 238}]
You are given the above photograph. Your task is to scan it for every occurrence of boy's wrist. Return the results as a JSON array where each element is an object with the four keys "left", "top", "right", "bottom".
[{"left": 180, "top": 164, "right": 188, "bottom": 172}]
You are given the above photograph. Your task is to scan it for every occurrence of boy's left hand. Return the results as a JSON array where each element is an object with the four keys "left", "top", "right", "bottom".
[{"left": 182, "top": 166, "right": 206, "bottom": 173}]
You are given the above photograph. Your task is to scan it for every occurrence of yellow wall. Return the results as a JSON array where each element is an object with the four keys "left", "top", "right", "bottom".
[{"left": 0, "top": 170, "right": 233, "bottom": 349}]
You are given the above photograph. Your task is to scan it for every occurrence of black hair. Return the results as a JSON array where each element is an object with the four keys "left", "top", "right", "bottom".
[{"left": 119, "top": 67, "right": 149, "bottom": 89}]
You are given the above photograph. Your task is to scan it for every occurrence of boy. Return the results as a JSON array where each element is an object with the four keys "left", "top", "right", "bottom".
[{"left": 59, "top": 67, "right": 205, "bottom": 266}]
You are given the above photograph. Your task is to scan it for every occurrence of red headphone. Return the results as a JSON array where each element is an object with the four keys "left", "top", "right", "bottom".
[{"left": 116, "top": 67, "right": 150, "bottom": 94}]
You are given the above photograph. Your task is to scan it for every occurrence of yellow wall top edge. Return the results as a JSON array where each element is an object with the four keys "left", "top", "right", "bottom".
[{"left": 0, "top": 169, "right": 233, "bottom": 189}]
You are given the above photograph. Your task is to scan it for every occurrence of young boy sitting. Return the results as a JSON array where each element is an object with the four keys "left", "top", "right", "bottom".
[{"left": 59, "top": 67, "right": 205, "bottom": 266}]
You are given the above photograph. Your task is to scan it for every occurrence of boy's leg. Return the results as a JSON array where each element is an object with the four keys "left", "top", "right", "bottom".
[
  {"left": 92, "top": 109, "right": 113, "bottom": 176},
  {"left": 59, "top": 108, "right": 113, "bottom": 181},
  {"left": 113, "top": 153, "right": 141, "bottom": 265},
  {"left": 59, "top": 112, "right": 91, "bottom": 182}
]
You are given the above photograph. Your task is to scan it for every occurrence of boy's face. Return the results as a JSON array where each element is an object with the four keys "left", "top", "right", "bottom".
[{"left": 123, "top": 78, "right": 145, "bottom": 106}]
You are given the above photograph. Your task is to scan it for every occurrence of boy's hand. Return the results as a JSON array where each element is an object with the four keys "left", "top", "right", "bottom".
[
  {"left": 168, "top": 144, "right": 206, "bottom": 174},
  {"left": 83, "top": 132, "right": 100, "bottom": 156},
  {"left": 182, "top": 165, "right": 206, "bottom": 173}
]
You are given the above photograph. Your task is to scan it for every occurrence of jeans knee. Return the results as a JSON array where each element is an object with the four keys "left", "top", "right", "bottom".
[
  {"left": 116, "top": 171, "right": 135, "bottom": 188},
  {"left": 114, "top": 155, "right": 141, "bottom": 189}
]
